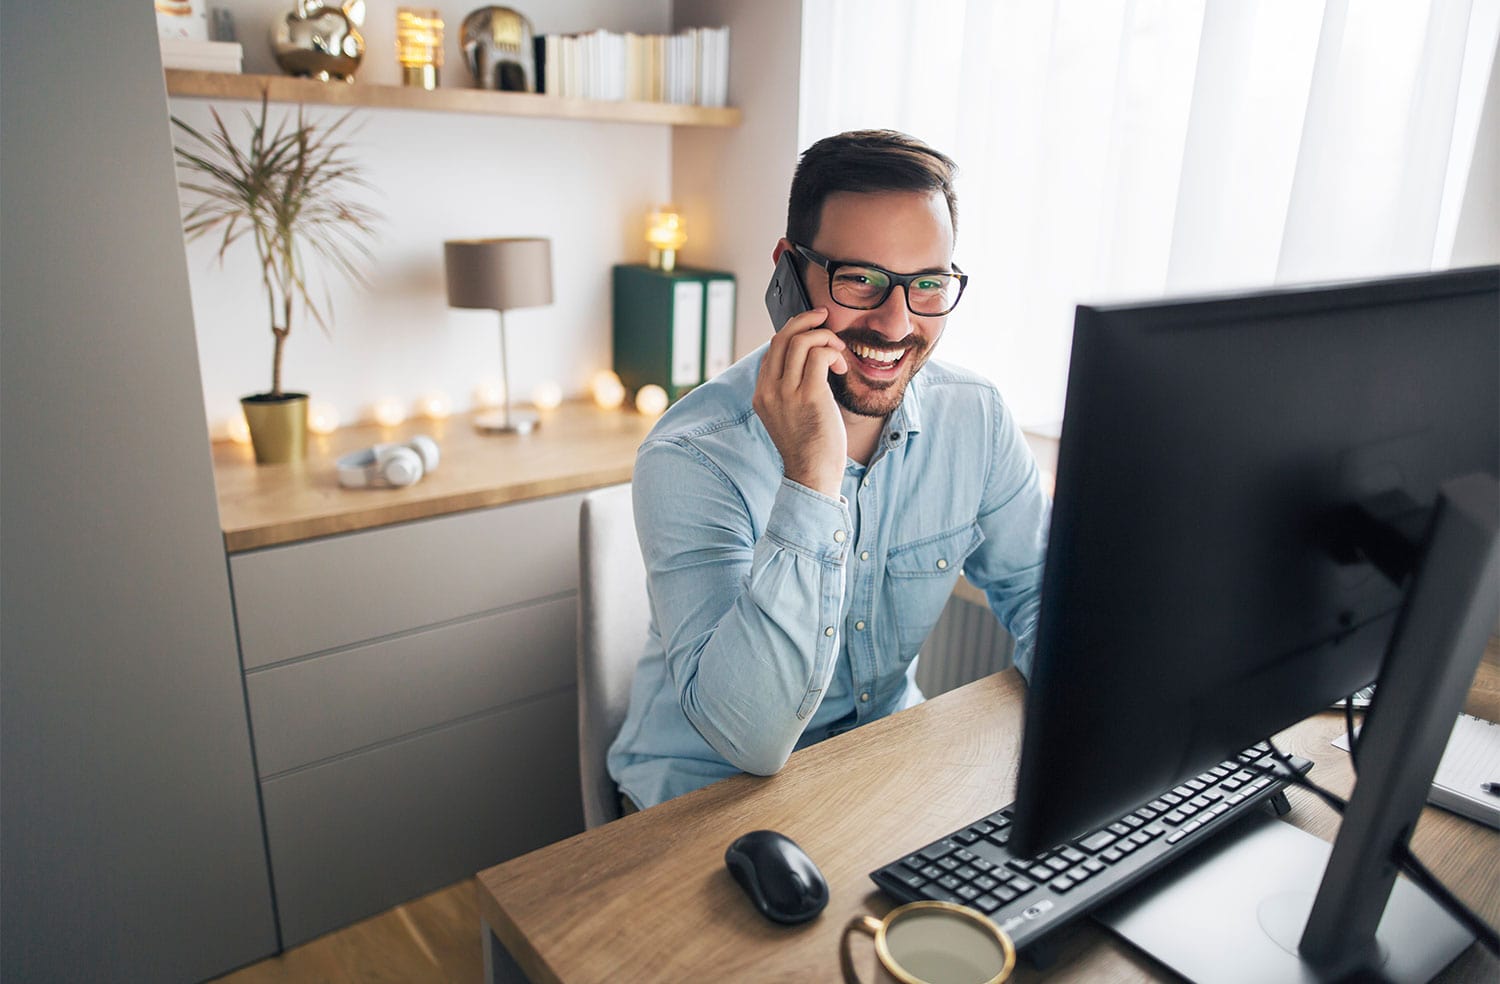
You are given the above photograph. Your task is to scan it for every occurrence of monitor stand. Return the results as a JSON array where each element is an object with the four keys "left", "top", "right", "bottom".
[
  {"left": 1099, "top": 473, "right": 1497, "bottom": 983},
  {"left": 1094, "top": 810, "right": 1472, "bottom": 983}
]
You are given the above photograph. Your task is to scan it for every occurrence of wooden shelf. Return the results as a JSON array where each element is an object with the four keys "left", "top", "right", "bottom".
[
  {"left": 165, "top": 69, "right": 741, "bottom": 127},
  {"left": 211, "top": 401, "right": 655, "bottom": 552}
]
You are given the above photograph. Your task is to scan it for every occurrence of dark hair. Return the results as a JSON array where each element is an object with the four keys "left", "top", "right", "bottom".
[{"left": 785, "top": 130, "right": 959, "bottom": 246}]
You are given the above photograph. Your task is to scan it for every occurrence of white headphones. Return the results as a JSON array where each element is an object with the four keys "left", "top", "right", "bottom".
[{"left": 336, "top": 435, "right": 441, "bottom": 489}]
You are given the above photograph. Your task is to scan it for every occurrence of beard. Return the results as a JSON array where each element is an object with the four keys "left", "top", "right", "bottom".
[{"left": 828, "top": 328, "right": 932, "bottom": 418}]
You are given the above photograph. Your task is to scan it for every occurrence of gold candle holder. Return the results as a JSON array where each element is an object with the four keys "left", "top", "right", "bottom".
[{"left": 396, "top": 8, "right": 444, "bottom": 89}]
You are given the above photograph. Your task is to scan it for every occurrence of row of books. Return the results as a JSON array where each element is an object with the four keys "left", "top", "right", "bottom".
[
  {"left": 160, "top": 38, "right": 243, "bottom": 73},
  {"left": 536, "top": 26, "right": 730, "bottom": 107}
]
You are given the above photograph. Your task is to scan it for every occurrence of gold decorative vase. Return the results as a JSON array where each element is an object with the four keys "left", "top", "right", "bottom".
[
  {"left": 271, "top": 1, "right": 366, "bottom": 82},
  {"left": 241, "top": 393, "right": 309, "bottom": 464}
]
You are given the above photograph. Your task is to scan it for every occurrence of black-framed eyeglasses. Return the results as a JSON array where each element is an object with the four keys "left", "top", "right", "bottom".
[{"left": 793, "top": 243, "right": 968, "bottom": 317}]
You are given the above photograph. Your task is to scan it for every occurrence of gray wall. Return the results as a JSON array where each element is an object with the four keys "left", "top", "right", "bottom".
[{"left": 1, "top": 4, "right": 278, "bottom": 980}]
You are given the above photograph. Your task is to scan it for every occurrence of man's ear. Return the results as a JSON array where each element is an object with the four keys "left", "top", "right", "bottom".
[{"left": 771, "top": 238, "right": 793, "bottom": 263}]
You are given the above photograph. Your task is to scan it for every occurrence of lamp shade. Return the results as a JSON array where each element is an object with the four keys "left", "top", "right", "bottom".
[{"left": 444, "top": 237, "right": 553, "bottom": 311}]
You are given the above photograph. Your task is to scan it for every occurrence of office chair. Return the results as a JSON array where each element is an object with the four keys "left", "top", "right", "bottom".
[{"left": 577, "top": 483, "right": 650, "bottom": 828}]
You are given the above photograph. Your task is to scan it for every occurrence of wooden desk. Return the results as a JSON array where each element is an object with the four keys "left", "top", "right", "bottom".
[{"left": 477, "top": 641, "right": 1499, "bottom": 983}]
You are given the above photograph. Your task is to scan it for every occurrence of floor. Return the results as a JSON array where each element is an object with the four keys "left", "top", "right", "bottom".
[{"left": 211, "top": 879, "right": 483, "bottom": 983}]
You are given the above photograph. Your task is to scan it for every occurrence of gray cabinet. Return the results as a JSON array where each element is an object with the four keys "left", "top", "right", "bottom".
[{"left": 230, "top": 492, "right": 588, "bottom": 946}]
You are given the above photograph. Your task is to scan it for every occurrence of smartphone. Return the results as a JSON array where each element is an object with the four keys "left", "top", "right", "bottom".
[{"left": 764, "top": 250, "right": 812, "bottom": 332}]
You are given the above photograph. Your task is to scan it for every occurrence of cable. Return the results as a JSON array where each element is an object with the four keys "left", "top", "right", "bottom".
[{"left": 1248, "top": 740, "right": 1499, "bottom": 957}]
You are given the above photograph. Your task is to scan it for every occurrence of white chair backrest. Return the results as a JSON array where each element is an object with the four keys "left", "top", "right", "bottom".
[{"left": 577, "top": 484, "right": 649, "bottom": 827}]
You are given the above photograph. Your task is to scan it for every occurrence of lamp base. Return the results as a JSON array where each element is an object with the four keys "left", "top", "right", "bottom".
[{"left": 475, "top": 408, "right": 538, "bottom": 435}]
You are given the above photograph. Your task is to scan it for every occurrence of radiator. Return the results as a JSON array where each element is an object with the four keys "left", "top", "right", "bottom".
[{"left": 914, "top": 591, "right": 1015, "bottom": 697}]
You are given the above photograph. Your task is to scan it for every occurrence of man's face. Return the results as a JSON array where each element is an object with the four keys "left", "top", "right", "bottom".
[{"left": 799, "top": 189, "right": 956, "bottom": 418}]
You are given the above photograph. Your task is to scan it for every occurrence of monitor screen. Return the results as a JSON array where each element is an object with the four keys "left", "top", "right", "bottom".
[{"left": 1010, "top": 265, "right": 1499, "bottom": 857}]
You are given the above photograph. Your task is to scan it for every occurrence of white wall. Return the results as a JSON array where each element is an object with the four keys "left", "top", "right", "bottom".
[
  {"left": 672, "top": 0, "right": 806, "bottom": 360},
  {"left": 1451, "top": 26, "right": 1500, "bottom": 267},
  {"left": 178, "top": 0, "right": 685, "bottom": 435}
]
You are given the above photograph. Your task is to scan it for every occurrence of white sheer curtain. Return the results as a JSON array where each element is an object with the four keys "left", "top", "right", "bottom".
[{"left": 798, "top": 0, "right": 1500, "bottom": 428}]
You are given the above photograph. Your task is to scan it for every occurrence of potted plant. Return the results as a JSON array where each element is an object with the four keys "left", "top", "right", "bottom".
[{"left": 172, "top": 95, "right": 379, "bottom": 463}]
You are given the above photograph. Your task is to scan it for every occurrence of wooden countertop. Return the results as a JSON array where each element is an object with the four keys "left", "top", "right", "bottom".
[{"left": 211, "top": 401, "right": 655, "bottom": 553}]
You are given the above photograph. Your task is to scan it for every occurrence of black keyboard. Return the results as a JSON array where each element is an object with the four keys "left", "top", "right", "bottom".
[{"left": 869, "top": 742, "right": 1312, "bottom": 953}]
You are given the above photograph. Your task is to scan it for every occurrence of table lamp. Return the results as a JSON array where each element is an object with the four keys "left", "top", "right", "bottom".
[{"left": 444, "top": 237, "right": 554, "bottom": 435}]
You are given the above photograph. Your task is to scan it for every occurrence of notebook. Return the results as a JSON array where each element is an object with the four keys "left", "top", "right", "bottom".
[{"left": 1333, "top": 713, "right": 1500, "bottom": 830}]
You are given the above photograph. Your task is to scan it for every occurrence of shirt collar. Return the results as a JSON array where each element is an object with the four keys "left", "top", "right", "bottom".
[{"left": 892, "top": 368, "right": 924, "bottom": 437}]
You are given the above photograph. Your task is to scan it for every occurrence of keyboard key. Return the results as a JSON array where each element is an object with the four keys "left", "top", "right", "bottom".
[
  {"left": 994, "top": 885, "right": 1018, "bottom": 904},
  {"left": 973, "top": 821, "right": 996, "bottom": 836},
  {"left": 1164, "top": 810, "right": 1186, "bottom": 825},
  {"left": 987, "top": 828, "right": 1011, "bottom": 846},
  {"left": 954, "top": 830, "right": 982, "bottom": 845},
  {"left": 1050, "top": 875, "right": 1076, "bottom": 893},
  {"left": 956, "top": 865, "right": 979, "bottom": 881},
  {"left": 921, "top": 865, "right": 943, "bottom": 880},
  {"left": 1083, "top": 858, "right": 1105, "bottom": 873},
  {"left": 974, "top": 894, "right": 1001, "bottom": 913},
  {"left": 1108, "top": 821, "right": 1131, "bottom": 836},
  {"left": 920, "top": 884, "right": 965, "bottom": 905},
  {"left": 937, "top": 856, "right": 961, "bottom": 871},
  {"left": 920, "top": 841, "right": 957, "bottom": 862},
  {"left": 938, "top": 875, "right": 963, "bottom": 891},
  {"left": 971, "top": 857, "right": 995, "bottom": 872},
  {"left": 900, "top": 855, "right": 926, "bottom": 871},
  {"left": 957, "top": 885, "right": 980, "bottom": 901},
  {"left": 1101, "top": 848, "right": 1124, "bottom": 863},
  {"left": 1060, "top": 847, "right": 1086, "bottom": 864},
  {"left": 954, "top": 848, "right": 977, "bottom": 863},
  {"left": 1079, "top": 830, "right": 1117, "bottom": 852},
  {"left": 1009, "top": 877, "right": 1036, "bottom": 895},
  {"left": 898, "top": 871, "right": 926, "bottom": 889},
  {"left": 1065, "top": 865, "right": 1092, "bottom": 883}
]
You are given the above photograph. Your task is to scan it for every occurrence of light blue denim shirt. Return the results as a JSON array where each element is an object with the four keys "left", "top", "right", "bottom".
[{"left": 607, "top": 344, "right": 1050, "bottom": 808}]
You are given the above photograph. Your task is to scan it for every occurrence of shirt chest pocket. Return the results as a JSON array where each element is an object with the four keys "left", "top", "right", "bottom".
[{"left": 884, "top": 522, "right": 985, "bottom": 660}]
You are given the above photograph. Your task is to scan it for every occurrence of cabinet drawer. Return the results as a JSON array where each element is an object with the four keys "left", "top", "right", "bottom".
[
  {"left": 260, "top": 689, "right": 582, "bottom": 948},
  {"left": 231, "top": 492, "right": 584, "bottom": 669},
  {"left": 246, "top": 595, "right": 576, "bottom": 777}
]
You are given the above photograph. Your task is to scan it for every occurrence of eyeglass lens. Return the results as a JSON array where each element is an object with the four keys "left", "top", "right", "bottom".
[{"left": 829, "top": 265, "right": 962, "bottom": 315}]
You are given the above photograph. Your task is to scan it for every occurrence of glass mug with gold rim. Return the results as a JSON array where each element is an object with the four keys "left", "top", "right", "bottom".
[{"left": 841, "top": 900, "right": 1016, "bottom": 984}]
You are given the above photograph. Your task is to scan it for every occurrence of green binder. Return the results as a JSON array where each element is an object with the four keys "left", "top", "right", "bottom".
[{"left": 612, "top": 264, "right": 737, "bottom": 403}]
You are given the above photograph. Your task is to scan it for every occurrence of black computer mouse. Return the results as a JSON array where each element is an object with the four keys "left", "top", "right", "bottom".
[{"left": 724, "top": 829, "right": 829, "bottom": 925}]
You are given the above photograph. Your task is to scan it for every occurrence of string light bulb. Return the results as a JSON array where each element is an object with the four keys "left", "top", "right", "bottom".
[
  {"left": 227, "top": 413, "right": 252, "bottom": 445},
  {"left": 308, "top": 402, "right": 340, "bottom": 435},
  {"left": 591, "top": 370, "right": 626, "bottom": 410},
  {"left": 635, "top": 384, "right": 669, "bottom": 417},
  {"left": 532, "top": 381, "right": 563, "bottom": 411},
  {"left": 373, "top": 398, "right": 407, "bottom": 427},
  {"left": 475, "top": 381, "right": 505, "bottom": 409},
  {"left": 419, "top": 391, "right": 453, "bottom": 420}
]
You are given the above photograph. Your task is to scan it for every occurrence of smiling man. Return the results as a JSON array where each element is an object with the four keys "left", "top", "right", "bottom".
[{"left": 607, "top": 130, "right": 1051, "bottom": 811}]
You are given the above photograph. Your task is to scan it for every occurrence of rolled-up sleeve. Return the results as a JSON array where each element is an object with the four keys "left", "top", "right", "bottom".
[{"left": 633, "top": 439, "right": 851, "bottom": 775}]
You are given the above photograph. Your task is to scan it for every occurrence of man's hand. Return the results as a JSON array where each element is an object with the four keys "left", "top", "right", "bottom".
[{"left": 753, "top": 307, "right": 849, "bottom": 497}]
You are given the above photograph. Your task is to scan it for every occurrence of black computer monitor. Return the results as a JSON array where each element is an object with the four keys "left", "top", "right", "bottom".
[{"left": 1009, "top": 265, "right": 1499, "bottom": 980}]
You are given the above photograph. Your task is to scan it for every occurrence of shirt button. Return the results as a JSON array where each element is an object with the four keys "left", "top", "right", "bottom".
[
  {"left": 824, "top": 626, "right": 836, "bottom": 637},
  {"left": 862, "top": 477, "right": 871, "bottom": 487},
  {"left": 834, "top": 530, "right": 846, "bottom": 543},
  {"left": 936, "top": 558, "right": 949, "bottom": 570},
  {"left": 860, "top": 692, "right": 871, "bottom": 702},
  {"left": 860, "top": 550, "right": 870, "bottom": 561},
  {"left": 855, "top": 620, "right": 866, "bottom": 631}
]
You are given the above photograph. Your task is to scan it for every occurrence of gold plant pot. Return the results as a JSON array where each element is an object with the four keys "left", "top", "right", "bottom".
[{"left": 241, "top": 392, "right": 309, "bottom": 464}]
